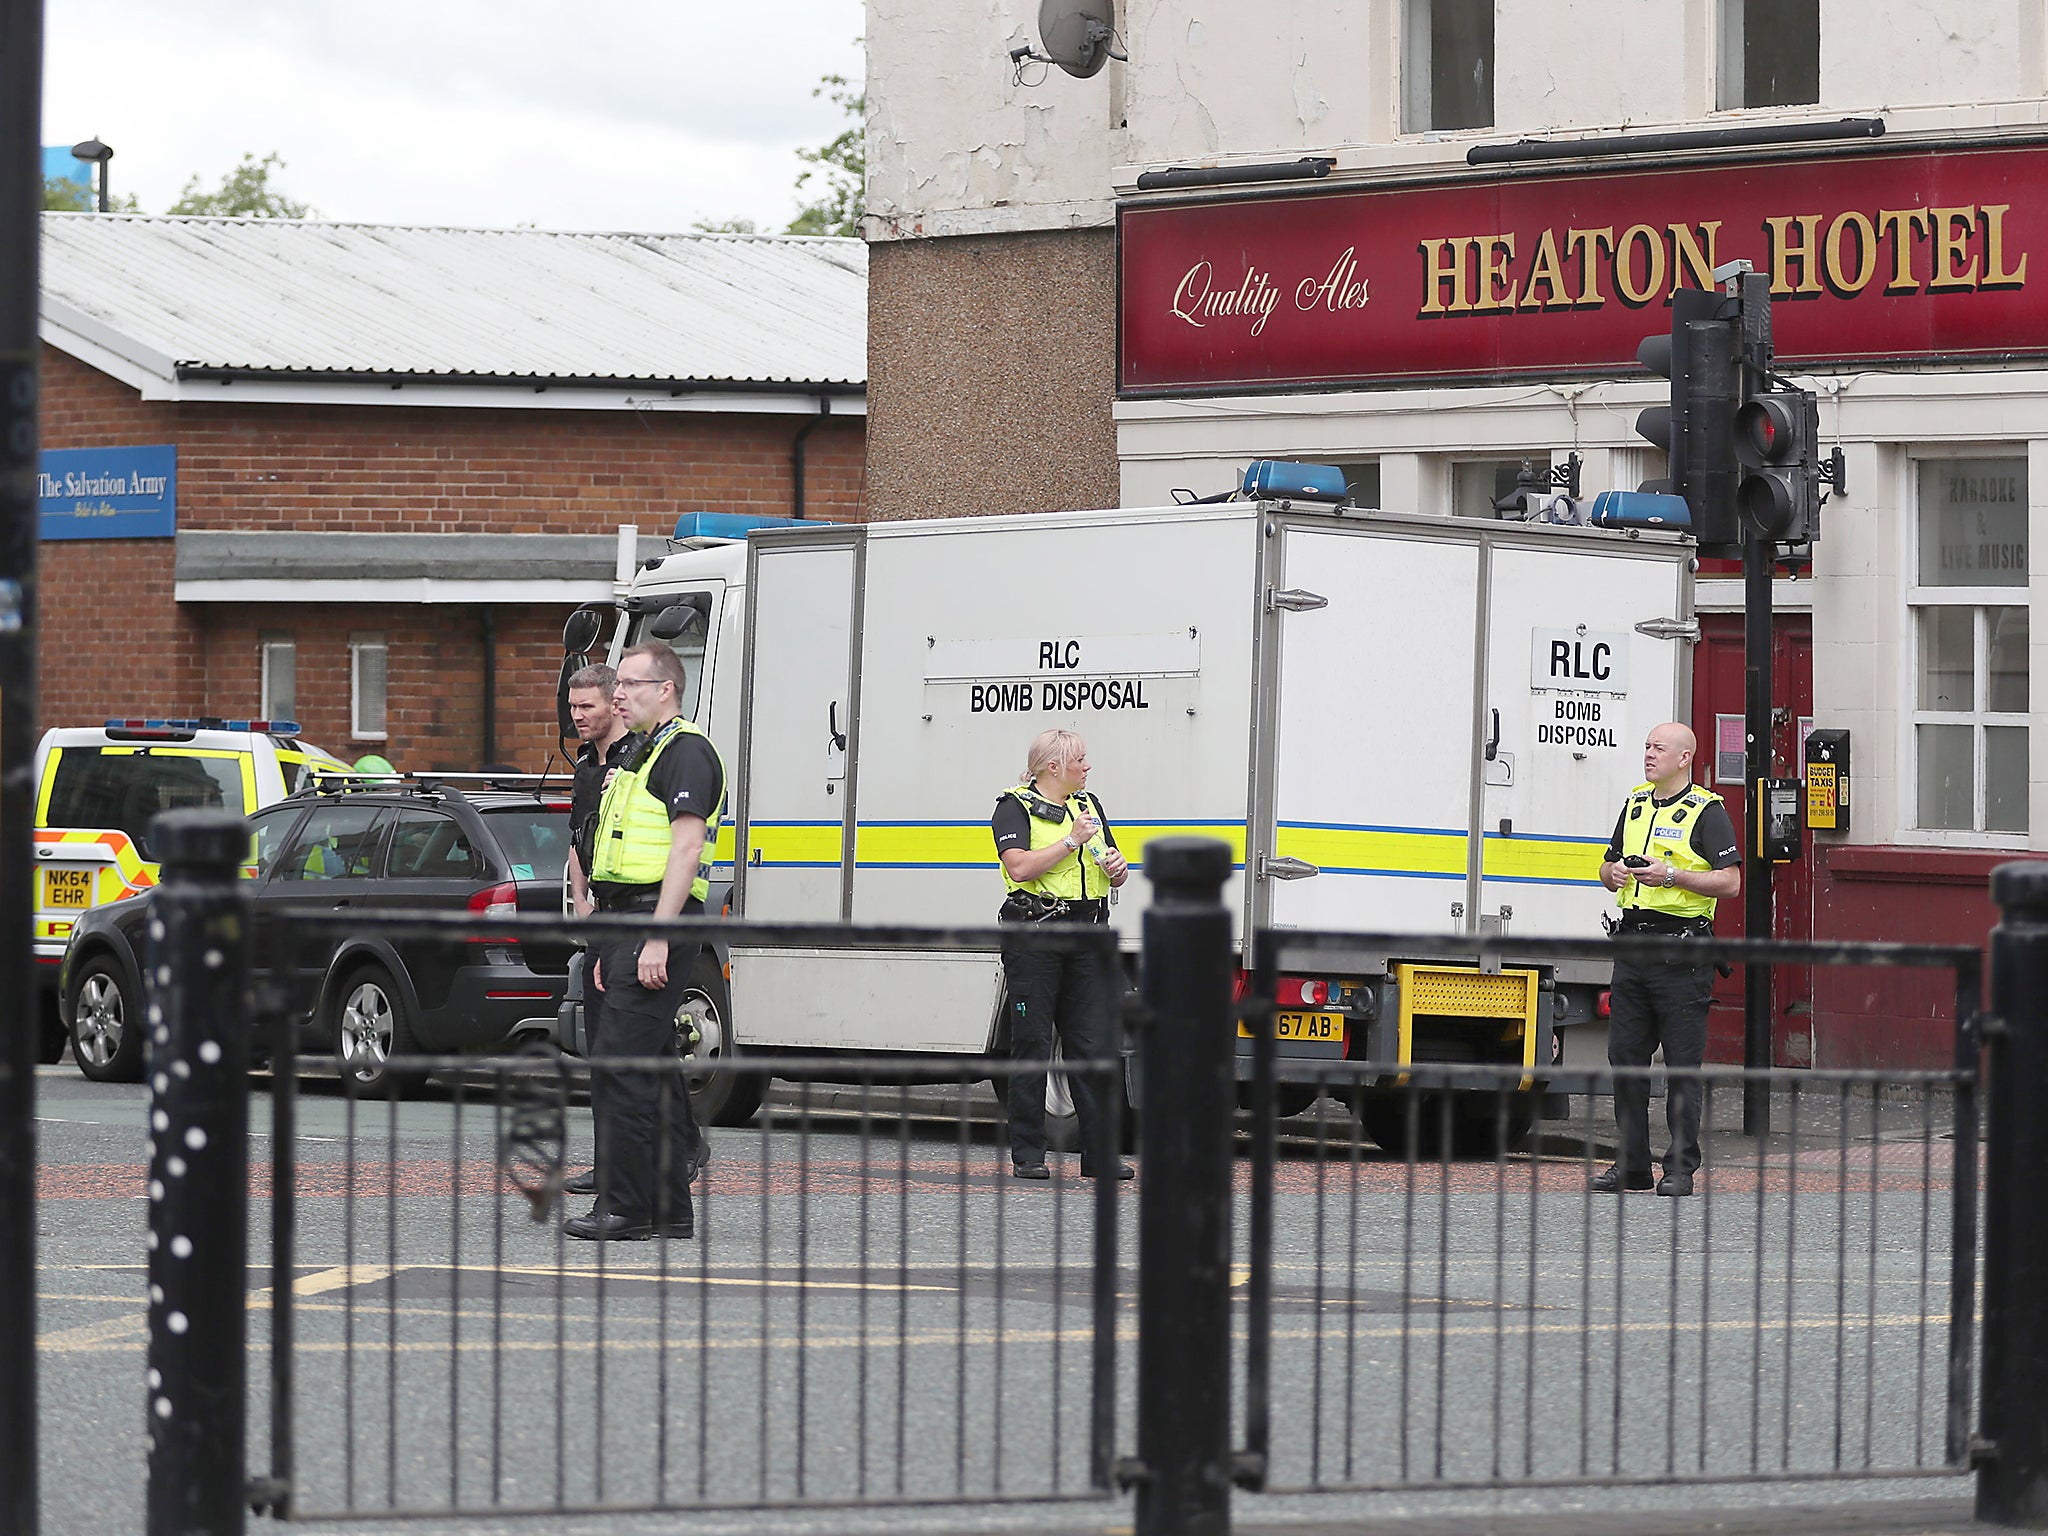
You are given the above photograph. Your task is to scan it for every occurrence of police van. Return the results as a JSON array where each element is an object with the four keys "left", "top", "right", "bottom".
[
  {"left": 32, "top": 719, "right": 347, "bottom": 1063},
  {"left": 564, "top": 491, "right": 1694, "bottom": 1144}
]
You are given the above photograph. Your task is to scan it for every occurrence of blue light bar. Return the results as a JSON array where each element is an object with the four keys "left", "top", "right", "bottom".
[
  {"left": 671, "top": 512, "right": 807, "bottom": 542},
  {"left": 105, "top": 717, "right": 302, "bottom": 734}
]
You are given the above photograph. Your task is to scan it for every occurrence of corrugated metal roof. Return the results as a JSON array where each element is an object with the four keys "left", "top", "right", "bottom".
[{"left": 40, "top": 213, "right": 866, "bottom": 388}]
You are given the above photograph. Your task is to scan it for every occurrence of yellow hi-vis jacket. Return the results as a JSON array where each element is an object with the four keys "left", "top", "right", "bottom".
[
  {"left": 1614, "top": 780, "right": 1721, "bottom": 920},
  {"left": 590, "top": 716, "right": 725, "bottom": 904},
  {"left": 997, "top": 786, "right": 1112, "bottom": 901}
]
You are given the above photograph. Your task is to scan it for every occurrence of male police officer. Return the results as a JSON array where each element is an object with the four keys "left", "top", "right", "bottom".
[
  {"left": 566, "top": 642, "right": 725, "bottom": 1242},
  {"left": 1593, "top": 722, "right": 1741, "bottom": 1198},
  {"left": 562, "top": 662, "right": 638, "bottom": 1199}
]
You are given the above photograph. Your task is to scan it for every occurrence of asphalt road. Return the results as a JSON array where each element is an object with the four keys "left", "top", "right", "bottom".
[{"left": 29, "top": 1065, "right": 1976, "bottom": 1536}]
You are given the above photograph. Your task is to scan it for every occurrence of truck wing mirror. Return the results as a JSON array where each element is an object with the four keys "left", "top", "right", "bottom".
[
  {"left": 647, "top": 593, "right": 711, "bottom": 642},
  {"left": 562, "top": 606, "right": 606, "bottom": 656}
]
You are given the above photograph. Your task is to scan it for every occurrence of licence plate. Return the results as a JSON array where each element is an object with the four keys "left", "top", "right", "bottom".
[
  {"left": 1239, "top": 1010, "right": 1345, "bottom": 1042},
  {"left": 43, "top": 868, "right": 94, "bottom": 908}
]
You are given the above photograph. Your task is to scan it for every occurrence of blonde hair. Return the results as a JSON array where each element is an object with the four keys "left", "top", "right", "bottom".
[{"left": 1024, "top": 728, "right": 1085, "bottom": 785}]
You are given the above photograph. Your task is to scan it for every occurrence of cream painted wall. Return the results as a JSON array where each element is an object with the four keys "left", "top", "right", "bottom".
[{"left": 867, "top": 0, "right": 2048, "bottom": 240}]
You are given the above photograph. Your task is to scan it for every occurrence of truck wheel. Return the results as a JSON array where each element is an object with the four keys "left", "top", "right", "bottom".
[
  {"left": 334, "top": 964, "right": 427, "bottom": 1100},
  {"left": 70, "top": 957, "right": 142, "bottom": 1082},
  {"left": 1233, "top": 1083, "right": 1325, "bottom": 1120},
  {"left": 1353, "top": 1089, "right": 1536, "bottom": 1158},
  {"left": 679, "top": 953, "right": 762, "bottom": 1127}
]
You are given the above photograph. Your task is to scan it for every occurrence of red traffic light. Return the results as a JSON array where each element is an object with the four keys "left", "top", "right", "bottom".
[{"left": 1735, "top": 395, "right": 1801, "bottom": 467}]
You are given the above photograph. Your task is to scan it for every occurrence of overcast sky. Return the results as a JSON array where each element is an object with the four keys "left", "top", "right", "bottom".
[{"left": 41, "top": 0, "right": 866, "bottom": 232}]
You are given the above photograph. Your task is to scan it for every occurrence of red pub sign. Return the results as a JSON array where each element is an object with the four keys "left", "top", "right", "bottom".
[{"left": 1117, "top": 144, "right": 2047, "bottom": 395}]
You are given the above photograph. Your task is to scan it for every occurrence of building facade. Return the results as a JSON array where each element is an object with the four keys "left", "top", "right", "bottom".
[
  {"left": 863, "top": 0, "right": 2048, "bottom": 1065},
  {"left": 39, "top": 215, "right": 867, "bottom": 772}
]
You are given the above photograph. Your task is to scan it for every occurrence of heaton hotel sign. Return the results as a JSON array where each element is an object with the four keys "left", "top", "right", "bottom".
[{"left": 1118, "top": 145, "right": 2047, "bottom": 394}]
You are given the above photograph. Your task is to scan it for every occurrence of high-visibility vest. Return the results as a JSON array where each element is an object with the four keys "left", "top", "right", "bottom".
[
  {"left": 996, "top": 786, "right": 1111, "bottom": 901},
  {"left": 590, "top": 716, "right": 725, "bottom": 903},
  {"left": 1614, "top": 780, "right": 1721, "bottom": 920}
]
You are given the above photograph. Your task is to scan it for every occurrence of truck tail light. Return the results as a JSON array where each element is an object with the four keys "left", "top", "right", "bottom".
[
  {"left": 1596, "top": 989, "right": 1613, "bottom": 1019},
  {"left": 1278, "top": 977, "right": 1329, "bottom": 1008}
]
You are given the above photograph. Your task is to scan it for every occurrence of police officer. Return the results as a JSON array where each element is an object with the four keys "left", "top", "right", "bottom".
[
  {"left": 1593, "top": 722, "right": 1741, "bottom": 1198},
  {"left": 565, "top": 642, "right": 725, "bottom": 1242},
  {"left": 561, "top": 662, "right": 639, "bottom": 1198},
  {"left": 992, "top": 728, "right": 1132, "bottom": 1182}
]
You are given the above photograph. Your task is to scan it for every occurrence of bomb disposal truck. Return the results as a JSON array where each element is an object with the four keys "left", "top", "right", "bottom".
[{"left": 565, "top": 493, "right": 1695, "bottom": 1144}]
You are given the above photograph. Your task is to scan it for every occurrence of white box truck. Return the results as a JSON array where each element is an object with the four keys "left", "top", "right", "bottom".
[{"left": 568, "top": 499, "right": 1696, "bottom": 1143}]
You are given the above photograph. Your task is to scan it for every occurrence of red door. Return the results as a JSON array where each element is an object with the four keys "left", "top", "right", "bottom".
[{"left": 1690, "top": 610, "right": 1814, "bottom": 1066}]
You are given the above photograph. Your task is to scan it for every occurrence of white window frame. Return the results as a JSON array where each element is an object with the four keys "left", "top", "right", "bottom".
[
  {"left": 1716, "top": 0, "right": 1821, "bottom": 112},
  {"left": 1897, "top": 448, "right": 2029, "bottom": 848},
  {"left": 1400, "top": 0, "right": 1495, "bottom": 134},
  {"left": 349, "top": 634, "right": 388, "bottom": 741},
  {"left": 259, "top": 635, "right": 296, "bottom": 724}
]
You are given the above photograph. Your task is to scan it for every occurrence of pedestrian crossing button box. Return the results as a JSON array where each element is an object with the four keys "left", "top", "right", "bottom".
[{"left": 1804, "top": 728, "right": 1849, "bottom": 833}]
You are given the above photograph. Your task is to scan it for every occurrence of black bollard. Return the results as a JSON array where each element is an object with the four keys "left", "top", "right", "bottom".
[
  {"left": 1980, "top": 860, "right": 2048, "bottom": 1526},
  {"left": 1134, "top": 836, "right": 1235, "bottom": 1536},
  {"left": 145, "top": 809, "right": 251, "bottom": 1536}
]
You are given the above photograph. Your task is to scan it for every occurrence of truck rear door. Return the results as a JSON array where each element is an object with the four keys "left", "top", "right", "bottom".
[
  {"left": 1476, "top": 536, "right": 1690, "bottom": 937},
  {"left": 1264, "top": 523, "right": 1480, "bottom": 934}
]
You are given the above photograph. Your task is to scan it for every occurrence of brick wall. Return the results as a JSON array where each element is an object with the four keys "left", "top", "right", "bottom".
[{"left": 36, "top": 344, "right": 867, "bottom": 768}]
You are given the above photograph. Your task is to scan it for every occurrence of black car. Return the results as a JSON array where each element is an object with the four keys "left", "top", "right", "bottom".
[{"left": 59, "top": 780, "right": 574, "bottom": 1095}]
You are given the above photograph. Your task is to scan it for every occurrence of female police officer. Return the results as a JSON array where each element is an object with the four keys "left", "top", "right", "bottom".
[{"left": 992, "top": 728, "right": 1132, "bottom": 1181}]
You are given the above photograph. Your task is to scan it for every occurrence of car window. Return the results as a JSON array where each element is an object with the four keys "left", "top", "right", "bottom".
[
  {"left": 274, "top": 803, "right": 387, "bottom": 883},
  {"left": 44, "top": 747, "right": 248, "bottom": 860},
  {"left": 386, "top": 809, "right": 486, "bottom": 880},
  {"left": 246, "top": 806, "right": 305, "bottom": 880},
  {"left": 481, "top": 805, "right": 573, "bottom": 882}
]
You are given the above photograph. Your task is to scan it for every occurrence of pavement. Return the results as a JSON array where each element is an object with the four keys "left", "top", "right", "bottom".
[{"left": 26, "top": 1062, "right": 1990, "bottom": 1536}]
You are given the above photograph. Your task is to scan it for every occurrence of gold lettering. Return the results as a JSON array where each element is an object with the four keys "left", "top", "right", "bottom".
[
  {"left": 1824, "top": 211, "right": 1877, "bottom": 295},
  {"left": 1929, "top": 206, "right": 1979, "bottom": 290},
  {"left": 1614, "top": 224, "right": 1667, "bottom": 307},
  {"left": 1477, "top": 234, "right": 1519, "bottom": 311},
  {"left": 1565, "top": 227, "right": 1616, "bottom": 305},
  {"left": 1877, "top": 207, "right": 1933, "bottom": 293},
  {"left": 1668, "top": 222, "right": 1722, "bottom": 294},
  {"left": 1418, "top": 237, "right": 1476, "bottom": 315},
  {"left": 1982, "top": 204, "right": 2028, "bottom": 289},
  {"left": 1519, "top": 228, "right": 1572, "bottom": 309},
  {"left": 1764, "top": 214, "right": 1825, "bottom": 295}
]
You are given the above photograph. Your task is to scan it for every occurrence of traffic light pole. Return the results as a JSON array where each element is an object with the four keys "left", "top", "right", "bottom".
[{"left": 1741, "top": 529, "right": 1774, "bottom": 1138}]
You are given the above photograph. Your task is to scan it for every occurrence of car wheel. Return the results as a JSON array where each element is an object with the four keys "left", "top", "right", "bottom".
[
  {"left": 70, "top": 957, "right": 143, "bottom": 1082},
  {"left": 38, "top": 992, "right": 69, "bottom": 1066},
  {"left": 334, "top": 964, "right": 426, "bottom": 1099},
  {"left": 678, "top": 952, "right": 762, "bottom": 1127}
]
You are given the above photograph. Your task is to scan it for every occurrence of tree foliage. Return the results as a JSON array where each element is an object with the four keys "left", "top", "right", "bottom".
[
  {"left": 42, "top": 175, "right": 90, "bottom": 212},
  {"left": 167, "top": 152, "right": 311, "bottom": 219},
  {"left": 691, "top": 217, "right": 759, "bottom": 235},
  {"left": 786, "top": 72, "right": 863, "bottom": 237}
]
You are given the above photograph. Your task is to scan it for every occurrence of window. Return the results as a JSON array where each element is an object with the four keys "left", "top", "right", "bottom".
[
  {"left": 44, "top": 748, "right": 248, "bottom": 859},
  {"left": 1338, "top": 462, "right": 1381, "bottom": 508},
  {"left": 1452, "top": 458, "right": 1546, "bottom": 519},
  {"left": 275, "top": 803, "right": 388, "bottom": 882},
  {"left": 482, "top": 806, "right": 573, "bottom": 883},
  {"left": 350, "top": 635, "right": 387, "bottom": 740},
  {"left": 260, "top": 636, "right": 296, "bottom": 723},
  {"left": 1718, "top": 0, "right": 1819, "bottom": 110},
  {"left": 626, "top": 598, "right": 712, "bottom": 719},
  {"left": 1403, "top": 0, "right": 1494, "bottom": 132},
  {"left": 1911, "top": 457, "right": 2028, "bottom": 836},
  {"left": 386, "top": 810, "right": 487, "bottom": 881},
  {"left": 245, "top": 805, "right": 305, "bottom": 881}
]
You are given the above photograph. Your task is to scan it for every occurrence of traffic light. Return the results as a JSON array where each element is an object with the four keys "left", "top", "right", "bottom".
[
  {"left": 1634, "top": 287, "right": 1743, "bottom": 555},
  {"left": 1734, "top": 388, "right": 1821, "bottom": 543}
]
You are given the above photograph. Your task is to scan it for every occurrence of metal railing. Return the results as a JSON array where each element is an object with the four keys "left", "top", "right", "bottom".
[{"left": 100, "top": 817, "right": 2048, "bottom": 1536}]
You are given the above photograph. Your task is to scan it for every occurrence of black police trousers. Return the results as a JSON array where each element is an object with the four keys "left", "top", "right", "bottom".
[
  {"left": 1607, "top": 952, "right": 1715, "bottom": 1180},
  {"left": 591, "top": 924, "right": 701, "bottom": 1229},
  {"left": 1001, "top": 937, "right": 1119, "bottom": 1170}
]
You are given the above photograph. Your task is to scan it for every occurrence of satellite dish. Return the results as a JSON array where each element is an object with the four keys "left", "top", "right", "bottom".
[{"left": 1037, "top": 0, "right": 1124, "bottom": 77}]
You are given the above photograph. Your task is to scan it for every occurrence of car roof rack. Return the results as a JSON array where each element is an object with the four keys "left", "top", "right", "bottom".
[{"left": 306, "top": 770, "right": 569, "bottom": 798}]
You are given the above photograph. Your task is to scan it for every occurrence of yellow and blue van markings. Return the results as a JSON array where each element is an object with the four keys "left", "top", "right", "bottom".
[{"left": 737, "top": 818, "right": 1599, "bottom": 886}]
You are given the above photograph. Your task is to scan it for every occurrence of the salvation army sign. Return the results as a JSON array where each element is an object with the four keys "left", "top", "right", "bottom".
[
  {"left": 1118, "top": 144, "right": 2048, "bottom": 394},
  {"left": 38, "top": 444, "right": 177, "bottom": 540}
]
